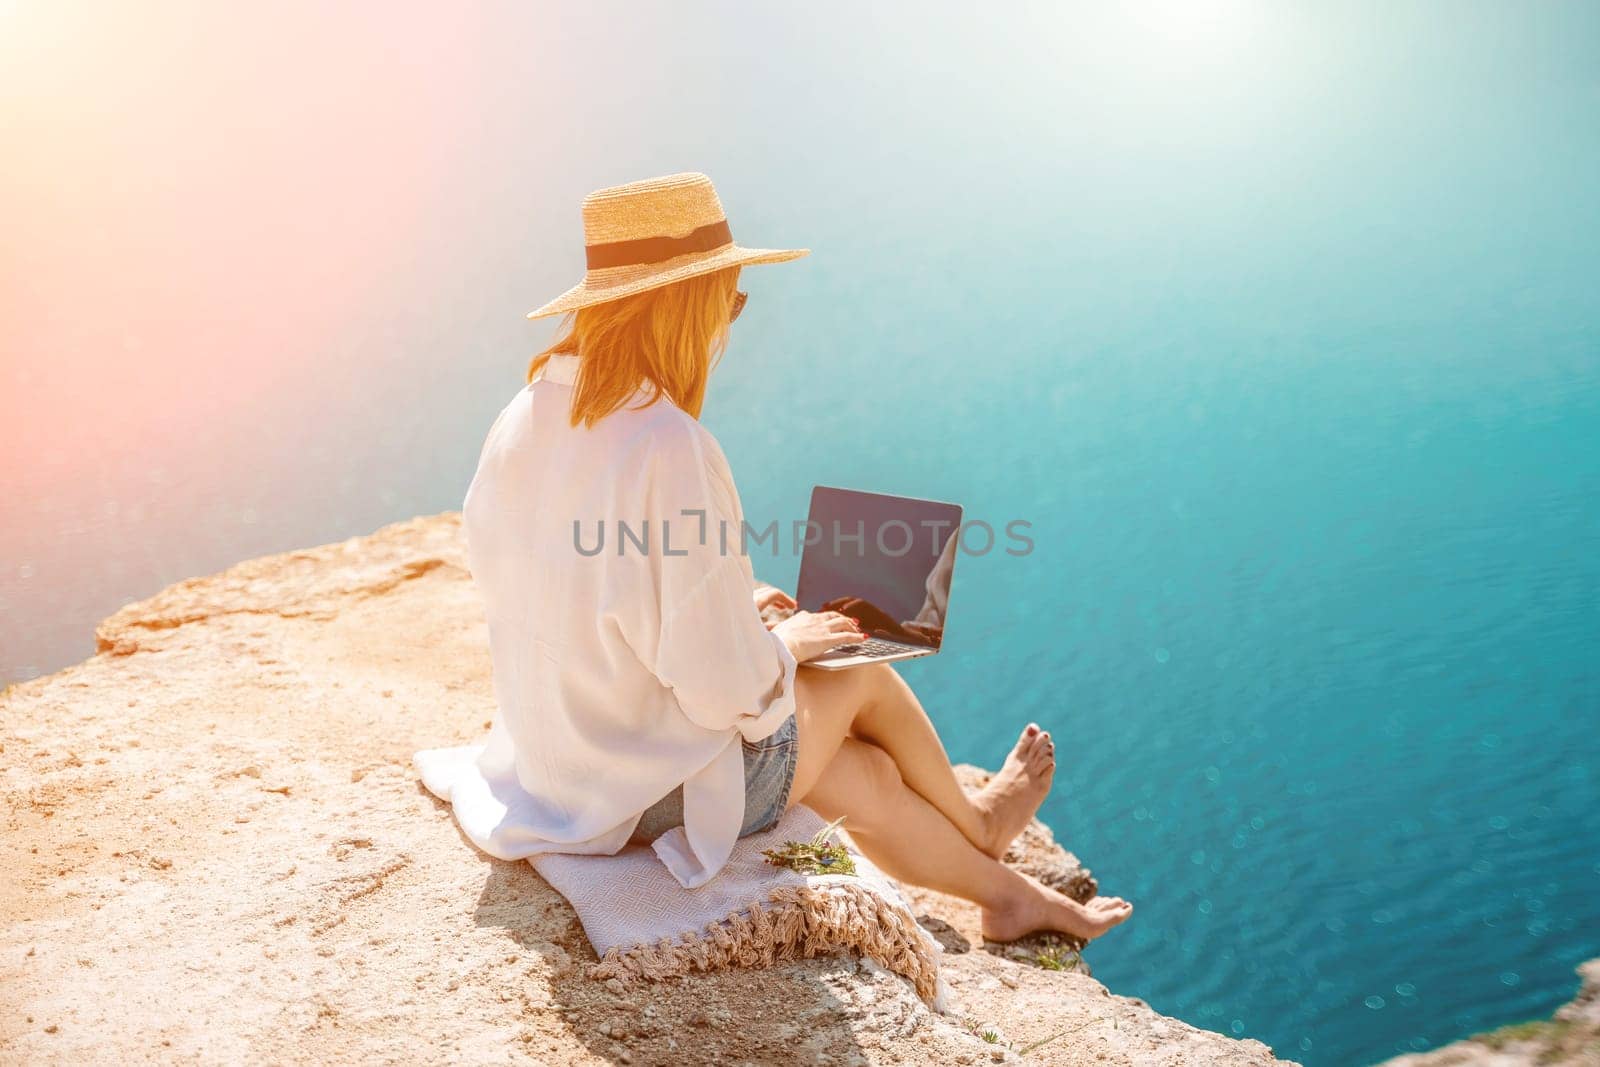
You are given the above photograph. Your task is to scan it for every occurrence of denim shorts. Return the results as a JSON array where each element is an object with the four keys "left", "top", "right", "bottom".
[{"left": 629, "top": 714, "right": 799, "bottom": 845}]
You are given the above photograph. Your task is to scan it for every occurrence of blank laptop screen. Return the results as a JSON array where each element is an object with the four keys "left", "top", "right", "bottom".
[{"left": 795, "top": 486, "right": 962, "bottom": 648}]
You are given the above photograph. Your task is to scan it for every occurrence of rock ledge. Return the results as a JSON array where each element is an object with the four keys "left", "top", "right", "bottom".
[{"left": 2, "top": 514, "right": 1291, "bottom": 1065}]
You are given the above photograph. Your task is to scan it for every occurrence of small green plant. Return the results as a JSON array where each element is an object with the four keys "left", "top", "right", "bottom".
[
  {"left": 961, "top": 1016, "right": 1104, "bottom": 1057},
  {"left": 761, "top": 816, "right": 856, "bottom": 876},
  {"left": 1031, "top": 936, "right": 1082, "bottom": 972},
  {"left": 1018, "top": 1031, "right": 1063, "bottom": 1055},
  {"left": 1017, "top": 1019, "right": 1101, "bottom": 1056},
  {"left": 961, "top": 1017, "right": 1006, "bottom": 1047}
]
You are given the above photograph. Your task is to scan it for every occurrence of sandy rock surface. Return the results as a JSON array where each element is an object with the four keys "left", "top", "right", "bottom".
[{"left": 1, "top": 513, "right": 1292, "bottom": 1065}]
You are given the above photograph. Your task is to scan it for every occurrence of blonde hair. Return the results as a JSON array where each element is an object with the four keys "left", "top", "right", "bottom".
[{"left": 527, "top": 265, "right": 742, "bottom": 427}]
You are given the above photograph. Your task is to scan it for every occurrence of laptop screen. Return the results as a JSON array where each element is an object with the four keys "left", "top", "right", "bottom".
[{"left": 795, "top": 486, "right": 962, "bottom": 649}]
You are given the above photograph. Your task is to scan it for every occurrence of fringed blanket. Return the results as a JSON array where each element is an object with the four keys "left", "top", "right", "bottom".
[{"left": 531, "top": 806, "right": 947, "bottom": 1009}]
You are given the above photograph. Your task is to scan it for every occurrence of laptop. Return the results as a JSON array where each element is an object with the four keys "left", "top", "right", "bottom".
[{"left": 795, "top": 486, "right": 962, "bottom": 670}]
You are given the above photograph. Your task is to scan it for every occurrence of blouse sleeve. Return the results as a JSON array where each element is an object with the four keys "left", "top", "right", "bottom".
[{"left": 615, "top": 419, "right": 798, "bottom": 743}]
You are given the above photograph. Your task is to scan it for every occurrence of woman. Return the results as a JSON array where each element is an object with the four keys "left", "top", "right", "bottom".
[{"left": 417, "top": 173, "right": 1131, "bottom": 945}]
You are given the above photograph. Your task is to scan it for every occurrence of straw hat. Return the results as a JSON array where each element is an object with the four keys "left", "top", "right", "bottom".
[{"left": 526, "top": 172, "right": 809, "bottom": 319}]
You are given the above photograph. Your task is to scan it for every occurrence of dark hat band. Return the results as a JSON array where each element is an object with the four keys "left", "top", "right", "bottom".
[{"left": 585, "top": 219, "right": 733, "bottom": 270}]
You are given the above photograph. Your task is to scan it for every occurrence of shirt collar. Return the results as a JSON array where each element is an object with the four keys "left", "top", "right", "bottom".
[
  {"left": 537, "top": 352, "right": 581, "bottom": 385},
  {"left": 534, "top": 353, "right": 664, "bottom": 409}
]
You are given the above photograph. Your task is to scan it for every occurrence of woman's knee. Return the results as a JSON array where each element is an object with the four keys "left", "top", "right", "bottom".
[
  {"left": 847, "top": 663, "right": 914, "bottom": 731},
  {"left": 853, "top": 661, "right": 901, "bottom": 690},
  {"left": 798, "top": 665, "right": 873, "bottom": 729}
]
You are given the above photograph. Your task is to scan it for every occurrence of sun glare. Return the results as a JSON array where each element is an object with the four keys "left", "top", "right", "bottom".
[{"left": 1130, "top": 0, "right": 1259, "bottom": 49}]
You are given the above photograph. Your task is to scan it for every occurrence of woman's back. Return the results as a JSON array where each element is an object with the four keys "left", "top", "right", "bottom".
[
  {"left": 420, "top": 172, "right": 808, "bottom": 888},
  {"left": 451, "top": 351, "right": 797, "bottom": 886}
]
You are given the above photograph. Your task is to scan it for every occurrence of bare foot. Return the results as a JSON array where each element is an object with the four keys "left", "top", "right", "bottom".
[
  {"left": 972, "top": 723, "right": 1055, "bottom": 858},
  {"left": 980, "top": 873, "right": 1133, "bottom": 944}
]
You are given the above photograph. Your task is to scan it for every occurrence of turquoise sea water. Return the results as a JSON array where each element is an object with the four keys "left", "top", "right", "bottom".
[
  {"left": 701, "top": 14, "right": 1600, "bottom": 1064},
  {"left": 728, "top": 327, "right": 1600, "bottom": 1063},
  {"left": 5, "top": 5, "right": 1597, "bottom": 1063}
]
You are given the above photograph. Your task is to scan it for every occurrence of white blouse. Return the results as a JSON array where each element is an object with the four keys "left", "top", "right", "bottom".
[{"left": 413, "top": 353, "right": 798, "bottom": 888}]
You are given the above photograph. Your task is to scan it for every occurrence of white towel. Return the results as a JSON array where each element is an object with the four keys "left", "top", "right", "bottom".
[{"left": 532, "top": 805, "right": 947, "bottom": 1009}]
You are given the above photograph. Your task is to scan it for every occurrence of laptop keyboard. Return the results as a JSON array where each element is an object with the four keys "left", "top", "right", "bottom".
[{"left": 820, "top": 638, "right": 922, "bottom": 659}]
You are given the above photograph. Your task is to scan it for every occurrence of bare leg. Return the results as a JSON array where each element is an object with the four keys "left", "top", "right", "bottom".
[
  {"left": 803, "top": 739, "right": 1132, "bottom": 942},
  {"left": 787, "top": 663, "right": 1054, "bottom": 858}
]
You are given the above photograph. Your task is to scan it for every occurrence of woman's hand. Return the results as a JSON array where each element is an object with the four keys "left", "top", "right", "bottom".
[
  {"left": 754, "top": 584, "right": 797, "bottom": 630},
  {"left": 753, "top": 584, "right": 796, "bottom": 615},
  {"left": 773, "top": 610, "right": 865, "bottom": 663},
  {"left": 820, "top": 596, "right": 928, "bottom": 645}
]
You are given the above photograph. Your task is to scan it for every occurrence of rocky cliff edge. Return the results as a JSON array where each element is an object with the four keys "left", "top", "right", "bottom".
[{"left": 1, "top": 514, "right": 1292, "bottom": 1066}]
